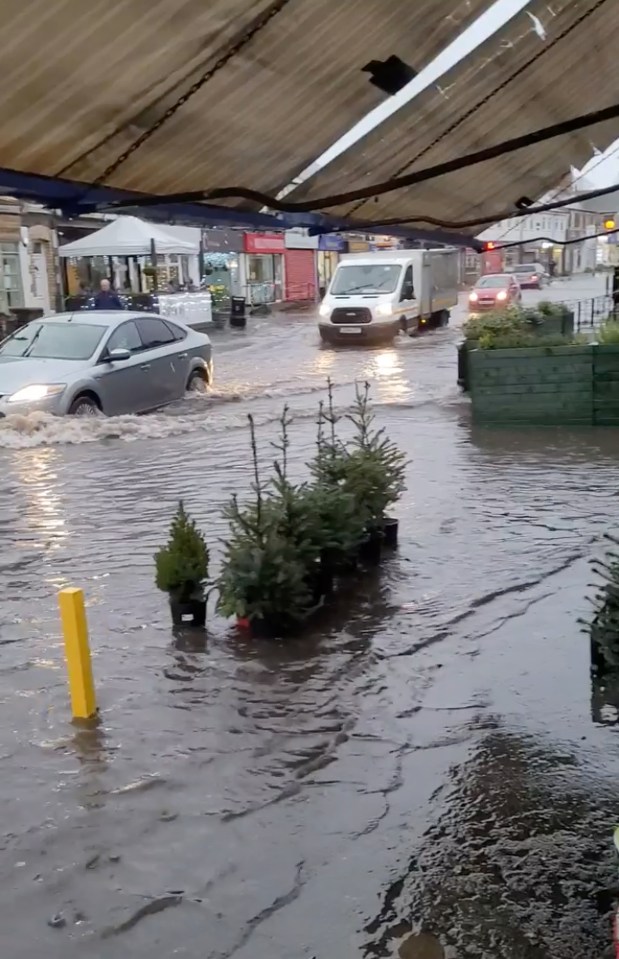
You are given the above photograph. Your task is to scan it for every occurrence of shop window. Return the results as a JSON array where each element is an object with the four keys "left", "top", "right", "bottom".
[
  {"left": 0, "top": 243, "right": 24, "bottom": 312},
  {"left": 247, "top": 254, "right": 281, "bottom": 304}
]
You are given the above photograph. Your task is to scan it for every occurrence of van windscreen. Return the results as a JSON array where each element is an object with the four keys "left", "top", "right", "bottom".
[{"left": 331, "top": 264, "right": 402, "bottom": 295}]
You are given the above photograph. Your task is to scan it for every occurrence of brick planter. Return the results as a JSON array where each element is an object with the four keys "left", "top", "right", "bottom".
[
  {"left": 469, "top": 345, "right": 594, "bottom": 426},
  {"left": 458, "top": 311, "right": 575, "bottom": 393},
  {"left": 593, "top": 344, "right": 619, "bottom": 425}
]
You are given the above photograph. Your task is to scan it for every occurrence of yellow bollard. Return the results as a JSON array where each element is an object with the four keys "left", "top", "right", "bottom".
[{"left": 58, "top": 588, "right": 97, "bottom": 720}]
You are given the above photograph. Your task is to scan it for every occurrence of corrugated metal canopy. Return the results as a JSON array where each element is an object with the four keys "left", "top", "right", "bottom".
[
  {"left": 0, "top": 0, "right": 491, "bottom": 197},
  {"left": 289, "top": 0, "right": 619, "bottom": 233}
]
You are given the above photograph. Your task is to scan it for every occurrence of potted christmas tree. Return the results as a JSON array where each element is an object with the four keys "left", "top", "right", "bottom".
[
  {"left": 216, "top": 413, "right": 316, "bottom": 637},
  {"left": 343, "top": 382, "right": 407, "bottom": 561},
  {"left": 309, "top": 394, "right": 366, "bottom": 573},
  {"left": 217, "top": 519, "right": 313, "bottom": 637},
  {"left": 155, "top": 501, "right": 210, "bottom": 627}
]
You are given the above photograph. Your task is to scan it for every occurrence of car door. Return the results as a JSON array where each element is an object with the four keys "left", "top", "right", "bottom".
[
  {"left": 399, "top": 265, "right": 417, "bottom": 329},
  {"left": 93, "top": 320, "right": 150, "bottom": 415},
  {"left": 134, "top": 317, "right": 181, "bottom": 408},
  {"left": 162, "top": 320, "right": 192, "bottom": 398}
]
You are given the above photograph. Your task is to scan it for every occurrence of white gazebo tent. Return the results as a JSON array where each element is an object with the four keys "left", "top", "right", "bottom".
[{"left": 58, "top": 215, "right": 199, "bottom": 293}]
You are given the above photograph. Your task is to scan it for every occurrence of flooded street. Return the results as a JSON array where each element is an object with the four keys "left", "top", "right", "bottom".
[{"left": 1, "top": 275, "right": 618, "bottom": 958}]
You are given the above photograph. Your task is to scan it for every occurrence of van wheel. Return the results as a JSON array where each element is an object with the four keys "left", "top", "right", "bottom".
[{"left": 69, "top": 394, "right": 101, "bottom": 417}]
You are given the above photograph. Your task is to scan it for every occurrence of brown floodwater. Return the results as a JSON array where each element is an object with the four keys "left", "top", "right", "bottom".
[{"left": 0, "top": 276, "right": 617, "bottom": 959}]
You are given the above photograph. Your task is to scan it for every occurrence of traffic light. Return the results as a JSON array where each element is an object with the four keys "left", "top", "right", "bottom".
[
  {"left": 604, "top": 218, "right": 616, "bottom": 231},
  {"left": 483, "top": 241, "right": 496, "bottom": 251}
]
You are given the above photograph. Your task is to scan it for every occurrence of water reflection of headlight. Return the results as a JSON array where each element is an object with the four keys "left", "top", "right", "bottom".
[
  {"left": 313, "top": 349, "right": 336, "bottom": 373},
  {"left": 365, "top": 349, "right": 409, "bottom": 402},
  {"left": 370, "top": 349, "right": 398, "bottom": 377},
  {"left": 15, "top": 449, "right": 68, "bottom": 545}
]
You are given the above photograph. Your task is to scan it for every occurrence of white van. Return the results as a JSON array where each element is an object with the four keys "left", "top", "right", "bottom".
[{"left": 318, "top": 248, "right": 459, "bottom": 345}]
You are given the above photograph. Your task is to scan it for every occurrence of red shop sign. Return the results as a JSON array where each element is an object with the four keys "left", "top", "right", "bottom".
[{"left": 243, "top": 233, "right": 286, "bottom": 254}]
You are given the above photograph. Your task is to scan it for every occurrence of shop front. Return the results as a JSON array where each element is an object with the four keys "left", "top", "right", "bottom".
[
  {"left": 202, "top": 228, "right": 243, "bottom": 308},
  {"left": 346, "top": 237, "right": 371, "bottom": 253},
  {"left": 284, "top": 230, "right": 318, "bottom": 302},
  {"left": 0, "top": 201, "right": 28, "bottom": 314},
  {"left": 317, "top": 234, "right": 348, "bottom": 296},
  {"left": 243, "top": 233, "right": 285, "bottom": 304},
  {"left": 368, "top": 234, "right": 400, "bottom": 250}
]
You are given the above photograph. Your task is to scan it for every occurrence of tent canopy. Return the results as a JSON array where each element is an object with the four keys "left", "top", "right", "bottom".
[{"left": 58, "top": 216, "right": 199, "bottom": 257}]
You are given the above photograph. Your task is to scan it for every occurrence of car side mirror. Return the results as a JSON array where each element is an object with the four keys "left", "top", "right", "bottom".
[
  {"left": 401, "top": 285, "right": 414, "bottom": 301},
  {"left": 107, "top": 348, "right": 131, "bottom": 362}
]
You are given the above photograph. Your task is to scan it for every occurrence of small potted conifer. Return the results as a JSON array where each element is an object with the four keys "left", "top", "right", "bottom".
[
  {"left": 155, "top": 501, "right": 210, "bottom": 627},
  {"left": 343, "top": 382, "right": 407, "bottom": 560}
]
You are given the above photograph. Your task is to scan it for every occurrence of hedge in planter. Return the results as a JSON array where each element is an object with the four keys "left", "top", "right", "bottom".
[
  {"left": 458, "top": 307, "right": 575, "bottom": 392},
  {"left": 533, "top": 301, "right": 574, "bottom": 337},
  {"left": 155, "top": 501, "right": 210, "bottom": 627}
]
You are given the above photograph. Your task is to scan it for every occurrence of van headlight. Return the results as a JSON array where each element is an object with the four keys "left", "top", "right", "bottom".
[
  {"left": 8, "top": 384, "right": 66, "bottom": 403},
  {"left": 319, "top": 303, "right": 330, "bottom": 317},
  {"left": 375, "top": 303, "right": 393, "bottom": 317}
]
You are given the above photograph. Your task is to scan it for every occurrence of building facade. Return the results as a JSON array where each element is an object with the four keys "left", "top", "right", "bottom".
[{"left": 477, "top": 174, "right": 603, "bottom": 275}]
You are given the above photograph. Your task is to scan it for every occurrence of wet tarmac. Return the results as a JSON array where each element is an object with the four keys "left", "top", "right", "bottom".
[{"left": 0, "top": 275, "right": 617, "bottom": 958}]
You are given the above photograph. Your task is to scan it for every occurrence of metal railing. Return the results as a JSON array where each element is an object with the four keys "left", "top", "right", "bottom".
[{"left": 557, "top": 293, "right": 617, "bottom": 332}]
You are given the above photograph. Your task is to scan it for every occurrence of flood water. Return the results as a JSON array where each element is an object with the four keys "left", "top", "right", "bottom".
[{"left": 1, "top": 276, "right": 618, "bottom": 958}]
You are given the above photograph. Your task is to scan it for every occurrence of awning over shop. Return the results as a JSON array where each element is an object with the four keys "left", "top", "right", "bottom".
[
  {"left": 0, "top": 0, "right": 491, "bottom": 201},
  {"left": 287, "top": 0, "right": 619, "bottom": 233},
  {"left": 58, "top": 216, "right": 198, "bottom": 257}
]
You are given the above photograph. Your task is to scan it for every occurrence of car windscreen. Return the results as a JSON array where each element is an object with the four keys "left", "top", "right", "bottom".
[
  {"left": 330, "top": 264, "right": 402, "bottom": 295},
  {"left": 0, "top": 322, "right": 106, "bottom": 360},
  {"left": 476, "top": 275, "right": 510, "bottom": 288},
  {"left": 514, "top": 264, "right": 538, "bottom": 272}
]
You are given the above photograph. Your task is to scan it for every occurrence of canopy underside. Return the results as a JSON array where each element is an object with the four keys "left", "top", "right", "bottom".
[
  {"left": 0, "top": 0, "right": 490, "bottom": 200},
  {"left": 288, "top": 0, "right": 619, "bottom": 233}
]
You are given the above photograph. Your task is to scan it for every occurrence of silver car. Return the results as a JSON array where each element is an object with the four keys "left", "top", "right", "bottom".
[{"left": 0, "top": 311, "right": 213, "bottom": 417}]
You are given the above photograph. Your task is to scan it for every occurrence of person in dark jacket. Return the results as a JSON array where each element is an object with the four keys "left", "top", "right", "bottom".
[{"left": 93, "top": 278, "right": 124, "bottom": 310}]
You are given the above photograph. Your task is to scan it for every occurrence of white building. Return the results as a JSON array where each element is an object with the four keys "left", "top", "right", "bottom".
[{"left": 476, "top": 171, "right": 602, "bottom": 274}]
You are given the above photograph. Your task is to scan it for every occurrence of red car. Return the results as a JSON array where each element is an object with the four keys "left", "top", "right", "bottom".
[{"left": 468, "top": 273, "right": 522, "bottom": 312}]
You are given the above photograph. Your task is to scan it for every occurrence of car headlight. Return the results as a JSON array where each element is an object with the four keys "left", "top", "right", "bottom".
[
  {"left": 319, "top": 303, "right": 330, "bottom": 317},
  {"left": 8, "top": 384, "right": 66, "bottom": 404},
  {"left": 375, "top": 303, "right": 393, "bottom": 316},
  {"left": 496, "top": 290, "right": 507, "bottom": 301}
]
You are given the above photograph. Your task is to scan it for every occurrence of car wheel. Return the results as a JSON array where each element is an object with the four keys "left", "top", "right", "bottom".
[
  {"left": 186, "top": 369, "right": 208, "bottom": 393},
  {"left": 69, "top": 395, "right": 101, "bottom": 417}
]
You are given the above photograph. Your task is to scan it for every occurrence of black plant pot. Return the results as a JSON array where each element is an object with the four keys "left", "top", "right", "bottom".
[
  {"left": 307, "top": 559, "right": 334, "bottom": 605},
  {"left": 382, "top": 517, "right": 399, "bottom": 548},
  {"left": 358, "top": 529, "right": 383, "bottom": 566},
  {"left": 338, "top": 553, "right": 359, "bottom": 575},
  {"left": 321, "top": 547, "right": 358, "bottom": 577},
  {"left": 237, "top": 615, "right": 297, "bottom": 640},
  {"left": 169, "top": 597, "right": 206, "bottom": 628},
  {"left": 246, "top": 617, "right": 276, "bottom": 639}
]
